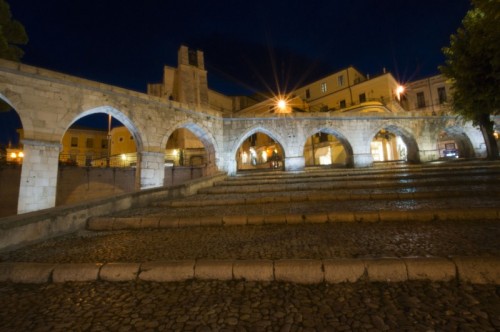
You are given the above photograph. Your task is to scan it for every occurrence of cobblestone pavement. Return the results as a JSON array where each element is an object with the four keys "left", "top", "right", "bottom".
[
  {"left": 0, "top": 280, "right": 499, "bottom": 331},
  {"left": 1, "top": 221, "right": 500, "bottom": 263}
]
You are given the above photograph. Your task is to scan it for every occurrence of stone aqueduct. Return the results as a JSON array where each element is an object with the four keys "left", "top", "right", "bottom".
[{"left": 0, "top": 59, "right": 490, "bottom": 215}]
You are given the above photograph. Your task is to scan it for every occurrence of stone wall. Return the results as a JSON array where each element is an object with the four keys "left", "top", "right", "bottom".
[{"left": 56, "top": 167, "right": 136, "bottom": 206}]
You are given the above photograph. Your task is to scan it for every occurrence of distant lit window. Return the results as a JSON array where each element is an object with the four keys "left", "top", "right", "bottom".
[
  {"left": 417, "top": 92, "right": 426, "bottom": 108},
  {"left": 321, "top": 82, "right": 327, "bottom": 93},
  {"left": 338, "top": 75, "right": 344, "bottom": 87},
  {"left": 359, "top": 93, "right": 366, "bottom": 103},
  {"left": 71, "top": 137, "right": 78, "bottom": 147},
  {"left": 340, "top": 100, "right": 346, "bottom": 108},
  {"left": 86, "top": 138, "right": 94, "bottom": 148},
  {"left": 305, "top": 89, "right": 310, "bottom": 99},
  {"left": 438, "top": 87, "right": 447, "bottom": 104}
]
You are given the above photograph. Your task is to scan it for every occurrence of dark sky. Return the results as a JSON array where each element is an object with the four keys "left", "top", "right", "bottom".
[
  {"left": 2, "top": 0, "right": 470, "bottom": 146},
  {"left": 9, "top": 0, "right": 470, "bottom": 95}
]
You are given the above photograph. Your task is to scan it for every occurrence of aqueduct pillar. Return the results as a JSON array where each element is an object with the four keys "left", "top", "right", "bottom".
[
  {"left": 18, "top": 140, "right": 60, "bottom": 214},
  {"left": 137, "top": 151, "right": 165, "bottom": 189}
]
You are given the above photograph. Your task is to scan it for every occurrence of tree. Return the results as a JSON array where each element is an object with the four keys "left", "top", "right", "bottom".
[
  {"left": 440, "top": 0, "right": 500, "bottom": 159},
  {"left": 0, "top": 0, "right": 28, "bottom": 61}
]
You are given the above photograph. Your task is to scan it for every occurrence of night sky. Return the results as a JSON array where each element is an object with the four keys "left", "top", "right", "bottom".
[{"left": 1, "top": 0, "right": 470, "bottom": 146}]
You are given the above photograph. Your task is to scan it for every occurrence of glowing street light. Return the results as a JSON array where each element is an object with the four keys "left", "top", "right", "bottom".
[
  {"left": 277, "top": 99, "right": 287, "bottom": 112},
  {"left": 396, "top": 85, "right": 405, "bottom": 101}
]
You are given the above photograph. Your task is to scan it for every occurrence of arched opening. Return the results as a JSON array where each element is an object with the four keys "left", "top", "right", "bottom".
[
  {"left": 57, "top": 110, "right": 140, "bottom": 206},
  {"left": 370, "top": 126, "right": 419, "bottom": 163},
  {"left": 0, "top": 99, "right": 23, "bottom": 217},
  {"left": 236, "top": 132, "right": 285, "bottom": 171},
  {"left": 60, "top": 112, "right": 138, "bottom": 168},
  {"left": 163, "top": 124, "right": 218, "bottom": 186},
  {"left": 165, "top": 128, "right": 207, "bottom": 166},
  {"left": 437, "top": 128, "right": 475, "bottom": 159},
  {"left": 304, "top": 130, "right": 353, "bottom": 167}
]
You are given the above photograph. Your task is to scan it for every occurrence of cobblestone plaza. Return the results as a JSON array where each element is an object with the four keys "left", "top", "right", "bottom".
[{"left": 1, "top": 162, "right": 499, "bottom": 331}]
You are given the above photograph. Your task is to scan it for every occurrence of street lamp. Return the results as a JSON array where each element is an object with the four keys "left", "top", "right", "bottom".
[{"left": 396, "top": 85, "right": 405, "bottom": 101}]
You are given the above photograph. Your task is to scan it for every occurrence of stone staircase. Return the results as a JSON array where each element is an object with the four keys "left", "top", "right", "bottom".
[
  {"left": 88, "top": 161, "right": 500, "bottom": 228},
  {"left": 2, "top": 161, "right": 500, "bottom": 285}
]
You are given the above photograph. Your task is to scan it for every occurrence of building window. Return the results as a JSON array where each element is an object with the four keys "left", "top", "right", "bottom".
[
  {"left": 321, "top": 82, "right": 327, "bottom": 93},
  {"left": 438, "top": 87, "right": 447, "bottom": 104},
  {"left": 417, "top": 92, "right": 426, "bottom": 108},
  {"left": 119, "top": 137, "right": 124, "bottom": 142},
  {"left": 305, "top": 89, "right": 310, "bottom": 99},
  {"left": 338, "top": 75, "right": 344, "bottom": 87},
  {"left": 339, "top": 100, "right": 346, "bottom": 108},
  {"left": 86, "top": 138, "right": 94, "bottom": 148},
  {"left": 359, "top": 93, "right": 366, "bottom": 103},
  {"left": 71, "top": 137, "right": 78, "bottom": 147},
  {"left": 101, "top": 139, "right": 108, "bottom": 149}
]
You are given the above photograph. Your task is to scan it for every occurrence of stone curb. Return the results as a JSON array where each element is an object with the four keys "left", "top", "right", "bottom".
[
  {"left": 0, "top": 256, "right": 499, "bottom": 285},
  {"left": 87, "top": 208, "right": 500, "bottom": 231}
]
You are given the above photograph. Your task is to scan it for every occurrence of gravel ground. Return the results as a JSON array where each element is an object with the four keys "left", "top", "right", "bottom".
[{"left": 2, "top": 220, "right": 499, "bottom": 263}]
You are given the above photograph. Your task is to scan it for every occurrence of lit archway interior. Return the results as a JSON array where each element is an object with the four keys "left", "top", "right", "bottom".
[
  {"left": 237, "top": 132, "right": 285, "bottom": 171},
  {"left": 437, "top": 128, "right": 474, "bottom": 159},
  {"left": 61, "top": 113, "right": 137, "bottom": 167},
  {"left": 304, "top": 131, "right": 353, "bottom": 167},
  {"left": 165, "top": 128, "right": 208, "bottom": 166},
  {"left": 370, "top": 126, "right": 419, "bottom": 163}
]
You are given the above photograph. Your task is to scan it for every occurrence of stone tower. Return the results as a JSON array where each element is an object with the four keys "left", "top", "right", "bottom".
[{"left": 147, "top": 45, "right": 209, "bottom": 108}]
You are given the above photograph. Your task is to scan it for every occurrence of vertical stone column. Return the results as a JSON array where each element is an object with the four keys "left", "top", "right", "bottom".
[
  {"left": 284, "top": 156, "right": 305, "bottom": 172},
  {"left": 352, "top": 153, "right": 373, "bottom": 168},
  {"left": 18, "top": 139, "right": 61, "bottom": 214},
  {"left": 138, "top": 151, "right": 165, "bottom": 189}
]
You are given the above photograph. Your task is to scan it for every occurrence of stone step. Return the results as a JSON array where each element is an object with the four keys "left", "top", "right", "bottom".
[
  {"left": 87, "top": 207, "right": 500, "bottom": 231},
  {"left": 156, "top": 190, "right": 500, "bottom": 208},
  {"left": 199, "top": 177, "right": 500, "bottom": 194},
  {"left": 1, "top": 256, "right": 499, "bottom": 284},
  {"left": 230, "top": 164, "right": 500, "bottom": 181}
]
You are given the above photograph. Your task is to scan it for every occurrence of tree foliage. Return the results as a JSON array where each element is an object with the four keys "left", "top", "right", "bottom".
[
  {"left": 440, "top": 0, "right": 500, "bottom": 158},
  {"left": 0, "top": 0, "right": 28, "bottom": 61}
]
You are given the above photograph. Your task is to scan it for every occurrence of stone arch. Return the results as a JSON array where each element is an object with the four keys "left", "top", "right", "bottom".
[
  {"left": 301, "top": 127, "right": 354, "bottom": 167},
  {"left": 161, "top": 120, "right": 220, "bottom": 169},
  {"left": 369, "top": 123, "right": 420, "bottom": 163},
  {"left": 63, "top": 106, "right": 144, "bottom": 151},
  {"left": 439, "top": 126, "right": 475, "bottom": 159},
  {"left": 230, "top": 125, "right": 288, "bottom": 160}
]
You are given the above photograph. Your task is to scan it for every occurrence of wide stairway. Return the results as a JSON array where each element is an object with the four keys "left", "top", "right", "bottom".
[
  {"left": 2, "top": 160, "right": 500, "bottom": 285},
  {"left": 105, "top": 161, "right": 500, "bottom": 226}
]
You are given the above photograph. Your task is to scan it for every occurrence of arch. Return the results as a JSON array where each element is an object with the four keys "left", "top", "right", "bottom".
[
  {"left": 368, "top": 123, "right": 420, "bottom": 163},
  {"left": 161, "top": 120, "right": 220, "bottom": 171},
  {"left": 63, "top": 106, "right": 144, "bottom": 151},
  {"left": 229, "top": 125, "right": 288, "bottom": 160},
  {"left": 438, "top": 126, "right": 475, "bottom": 159},
  {"left": 301, "top": 127, "right": 354, "bottom": 167}
]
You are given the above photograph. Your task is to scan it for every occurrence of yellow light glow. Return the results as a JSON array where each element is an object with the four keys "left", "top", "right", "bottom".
[
  {"left": 18, "top": 152, "right": 24, "bottom": 158},
  {"left": 121, "top": 154, "right": 127, "bottom": 161},
  {"left": 277, "top": 99, "right": 287, "bottom": 111},
  {"left": 396, "top": 85, "right": 405, "bottom": 101},
  {"left": 173, "top": 149, "right": 178, "bottom": 156},
  {"left": 10, "top": 152, "right": 17, "bottom": 158}
]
